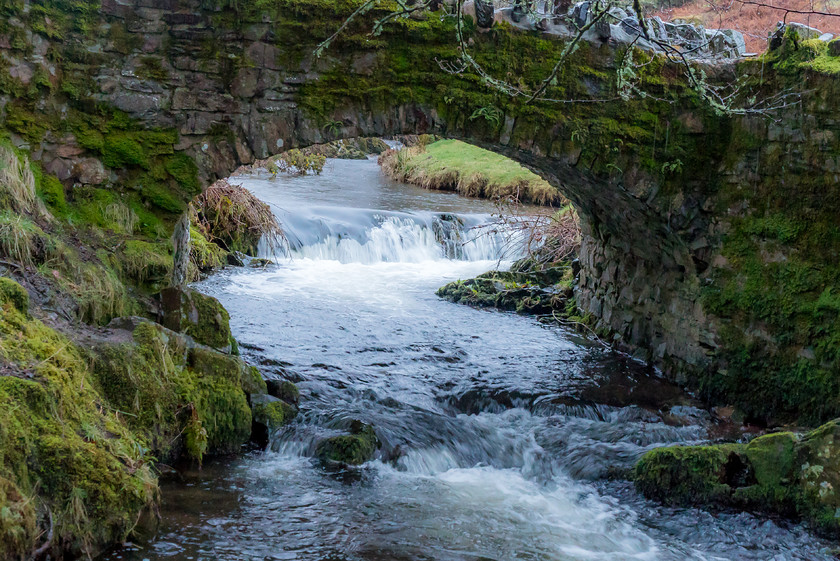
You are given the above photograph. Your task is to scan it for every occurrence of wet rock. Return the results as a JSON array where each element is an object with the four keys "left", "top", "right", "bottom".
[
  {"left": 160, "top": 286, "right": 234, "bottom": 352},
  {"left": 266, "top": 379, "right": 300, "bottom": 404},
  {"left": 248, "top": 258, "right": 272, "bottom": 268},
  {"left": 251, "top": 393, "right": 297, "bottom": 448},
  {"left": 71, "top": 157, "right": 108, "bottom": 185},
  {"left": 227, "top": 251, "right": 246, "bottom": 267},
  {"left": 315, "top": 421, "right": 380, "bottom": 466},
  {"left": 635, "top": 420, "right": 840, "bottom": 537}
]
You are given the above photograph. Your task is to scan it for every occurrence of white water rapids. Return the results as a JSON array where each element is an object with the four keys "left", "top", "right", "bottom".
[{"left": 102, "top": 158, "right": 832, "bottom": 561}]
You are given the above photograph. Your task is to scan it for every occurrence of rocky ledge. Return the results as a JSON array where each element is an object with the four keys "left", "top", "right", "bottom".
[{"left": 635, "top": 420, "right": 840, "bottom": 537}]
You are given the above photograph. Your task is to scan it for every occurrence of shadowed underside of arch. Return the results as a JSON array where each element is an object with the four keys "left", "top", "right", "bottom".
[{"left": 3, "top": 0, "right": 840, "bottom": 424}]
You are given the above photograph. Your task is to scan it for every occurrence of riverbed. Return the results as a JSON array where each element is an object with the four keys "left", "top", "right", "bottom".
[{"left": 103, "top": 158, "right": 832, "bottom": 561}]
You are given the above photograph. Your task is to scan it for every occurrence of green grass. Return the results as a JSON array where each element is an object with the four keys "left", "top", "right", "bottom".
[{"left": 380, "top": 139, "right": 562, "bottom": 206}]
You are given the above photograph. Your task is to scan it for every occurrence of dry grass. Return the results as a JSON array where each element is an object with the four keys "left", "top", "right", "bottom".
[
  {"left": 486, "top": 203, "right": 582, "bottom": 263},
  {"left": 652, "top": 0, "right": 840, "bottom": 52},
  {"left": 191, "top": 180, "right": 284, "bottom": 255},
  {"left": 379, "top": 140, "right": 564, "bottom": 206},
  {"left": 102, "top": 202, "right": 139, "bottom": 235},
  {"left": 0, "top": 212, "right": 49, "bottom": 266},
  {"left": 0, "top": 144, "right": 46, "bottom": 218}
]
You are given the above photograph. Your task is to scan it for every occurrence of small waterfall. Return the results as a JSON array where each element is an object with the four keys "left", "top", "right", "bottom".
[{"left": 262, "top": 207, "right": 518, "bottom": 264}]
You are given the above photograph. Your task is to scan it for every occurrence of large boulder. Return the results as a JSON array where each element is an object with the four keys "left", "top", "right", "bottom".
[
  {"left": 634, "top": 420, "right": 840, "bottom": 536},
  {"left": 769, "top": 21, "right": 823, "bottom": 50},
  {"left": 160, "top": 286, "right": 234, "bottom": 352}
]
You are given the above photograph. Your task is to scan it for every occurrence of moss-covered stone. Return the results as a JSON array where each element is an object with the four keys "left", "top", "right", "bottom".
[
  {"left": 161, "top": 287, "right": 233, "bottom": 352},
  {"left": 252, "top": 396, "right": 297, "bottom": 430},
  {"left": 634, "top": 444, "right": 746, "bottom": 505},
  {"left": 267, "top": 379, "right": 300, "bottom": 404},
  {"left": 315, "top": 420, "right": 380, "bottom": 466},
  {"left": 90, "top": 320, "right": 266, "bottom": 463},
  {"left": 437, "top": 258, "right": 574, "bottom": 316},
  {"left": 635, "top": 420, "right": 840, "bottom": 537},
  {"left": 188, "top": 346, "right": 267, "bottom": 395},
  {"left": 0, "top": 299, "right": 158, "bottom": 558},
  {"left": 0, "top": 277, "right": 29, "bottom": 314}
]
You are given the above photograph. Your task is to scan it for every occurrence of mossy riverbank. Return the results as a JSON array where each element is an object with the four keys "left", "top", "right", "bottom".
[
  {"left": 0, "top": 275, "right": 297, "bottom": 558},
  {"left": 0, "top": 109, "right": 296, "bottom": 558},
  {"left": 379, "top": 139, "right": 563, "bottom": 206}
]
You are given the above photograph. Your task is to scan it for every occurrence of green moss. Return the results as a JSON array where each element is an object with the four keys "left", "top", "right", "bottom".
[
  {"left": 0, "top": 300, "right": 158, "bottom": 558},
  {"left": 119, "top": 239, "right": 172, "bottom": 287},
  {"left": 141, "top": 180, "right": 185, "bottom": 213},
  {"left": 188, "top": 347, "right": 267, "bottom": 395},
  {"left": 181, "top": 374, "right": 252, "bottom": 455},
  {"left": 764, "top": 34, "right": 840, "bottom": 76},
  {"left": 177, "top": 290, "right": 235, "bottom": 351},
  {"left": 36, "top": 174, "right": 67, "bottom": 215},
  {"left": 315, "top": 421, "right": 380, "bottom": 466},
  {"left": 252, "top": 398, "right": 296, "bottom": 431},
  {"left": 189, "top": 226, "right": 227, "bottom": 281},
  {"left": 92, "top": 322, "right": 265, "bottom": 463},
  {"left": 3, "top": 103, "right": 52, "bottom": 144},
  {"left": 69, "top": 187, "right": 137, "bottom": 234},
  {"left": 102, "top": 134, "right": 149, "bottom": 169},
  {"left": 636, "top": 420, "right": 840, "bottom": 537},
  {"left": 0, "top": 278, "right": 29, "bottom": 314},
  {"left": 164, "top": 153, "right": 200, "bottom": 193},
  {"left": 744, "top": 432, "right": 797, "bottom": 487},
  {"left": 437, "top": 258, "right": 574, "bottom": 316},
  {"left": 634, "top": 444, "right": 742, "bottom": 505}
]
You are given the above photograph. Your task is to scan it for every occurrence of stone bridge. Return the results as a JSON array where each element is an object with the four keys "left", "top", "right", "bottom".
[{"left": 2, "top": 0, "right": 839, "bottom": 423}]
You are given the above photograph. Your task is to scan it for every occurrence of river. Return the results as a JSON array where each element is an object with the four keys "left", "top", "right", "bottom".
[{"left": 103, "top": 158, "right": 831, "bottom": 561}]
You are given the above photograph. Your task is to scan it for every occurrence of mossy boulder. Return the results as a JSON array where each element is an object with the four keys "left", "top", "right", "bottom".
[
  {"left": 91, "top": 320, "right": 267, "bottom": 462},
  {"left": 266, "top": 379, "right": 300, "bottom": 404},
  {"left": 634, "top": 444, "right": 749, "bottom": 505},
  {"left": 252, "top": 394, "right": 297, "bottom": 430},
  {"left": 315, "top": 421, "right": 380, "bottom": 467},
  {"left": 251, "top": 393, "right": 297, "bottom": 448},
  {"left": 635, "top": 420, "right": 840, "bottom": 537},
  {"left": 437, "top": 260, "right": 573, "bottom": 315},
  {"left": 160, "top": 286, "right": 233, "bottom": 352},
  {"left": 0, "top": 277, "right": 29, "bottom": 314}
]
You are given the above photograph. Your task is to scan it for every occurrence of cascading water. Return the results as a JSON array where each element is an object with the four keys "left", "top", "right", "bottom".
[
  {"left": 102, "top": 158, "right": 834, "bottom": 561},
  {"left": 267, "top": 209, "right": 510, "bottom": 264}
]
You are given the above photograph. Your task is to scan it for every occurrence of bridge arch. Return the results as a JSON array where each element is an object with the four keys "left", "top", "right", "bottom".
[{"left": 8, "top": 0, "right": 836, "bottom": 421}]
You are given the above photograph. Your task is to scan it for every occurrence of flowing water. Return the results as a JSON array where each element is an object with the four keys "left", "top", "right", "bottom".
[{"left": 104, "top": 159, "right": 832, "bottom": 561}]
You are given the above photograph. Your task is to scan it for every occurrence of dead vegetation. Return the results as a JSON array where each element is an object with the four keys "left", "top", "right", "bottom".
[
  {"left": 480, "top": 202, "right": 583, "bottom": 264},
  {"left": 190, "top": 180, "right": 284, "bottom": 256},
  {"left": 0, "top": 144, "right": 46, "bottom": 218}
]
